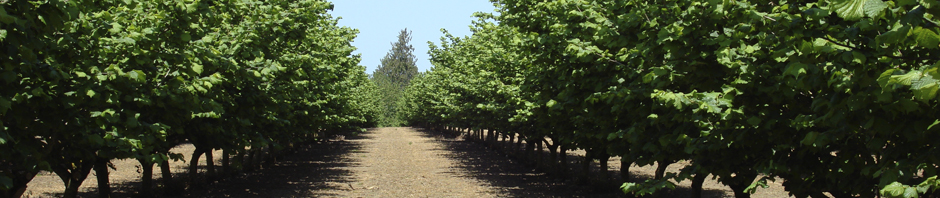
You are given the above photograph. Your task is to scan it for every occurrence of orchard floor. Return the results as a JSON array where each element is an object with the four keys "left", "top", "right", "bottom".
[{"left": 23, "top": 127, "right": 796, "bottom": 197}]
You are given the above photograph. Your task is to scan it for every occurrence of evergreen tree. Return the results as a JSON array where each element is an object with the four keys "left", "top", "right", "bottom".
[{"left": 372, "top": 29, "right": 419, "bottom": 126}]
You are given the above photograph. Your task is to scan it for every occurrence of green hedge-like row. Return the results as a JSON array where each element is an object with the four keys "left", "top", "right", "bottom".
[
  {"left": 0, "top": 0, "right": 379, "bottom": 197},
  {"left": 403, "top": 0, "right": 940, "bottom": 197}
]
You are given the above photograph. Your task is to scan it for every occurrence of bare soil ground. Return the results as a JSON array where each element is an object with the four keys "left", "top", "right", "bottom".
[
  {"left": 23, "top": 127, "right": 794, "bottom": 197},
  {"left": 23, "top": 144, "right": 224, "bottom": 198}
]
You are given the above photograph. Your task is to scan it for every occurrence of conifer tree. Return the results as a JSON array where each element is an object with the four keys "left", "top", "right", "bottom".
[{"left": 373, "top": 29, "right": 418, "bottom": 126}]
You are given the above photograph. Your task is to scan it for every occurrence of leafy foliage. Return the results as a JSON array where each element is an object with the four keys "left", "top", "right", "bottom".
[
  {"left": 0, "top": 0, "right": 378, "bottom": 196},
  {"left": 402, "top": 0, "right": 940, "bottom": 197},
  {"left": 373, "top": 28, "right": 419, "bottom": 127}
]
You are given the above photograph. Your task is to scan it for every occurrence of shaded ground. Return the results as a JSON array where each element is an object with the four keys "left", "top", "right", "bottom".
[
  {"left": 420, "top": 128, "right": 793, "bottom": 198},
  {"left": 24, "top": 144, "right": 225, "bottom": 198},
  {"left": 187, "top": 136, "right": 363, "bottom": 197},
  {"left": 194, "top": 127, "right": 619, "bottom": 197},
  {"left": 24, "top": 127, "right": 794, "bottom": 197}
]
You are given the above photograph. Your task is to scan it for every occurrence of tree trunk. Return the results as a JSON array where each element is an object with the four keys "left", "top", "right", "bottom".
[
  {"left": 654, "top": 160, "right": 669, "bottom": 180},
  {"left": 559, "top": 144, "right": 568, "bottom": 175},
  {"left": 55, "top": 161, "right": 94, "bottom": 198},
  {"left": 188, "top": 149, "right": 205, "bottom": 187},
  {"left": 489, "top": 130, "right": 497, "bottom": 147},
  {"left": 257, "top": 146, "right": 267, "bottom": 169},
  {"left": 546, "top": 141, "right": 558, "bottom": 173},
  {"left": 205, "top": 150, "right": 215, "bottom": 180},
  {"left": 620, "top": 158, "right": 632, "bottom": 182},
  {"left": 691, "top": 173, "right": 708, "bottom": 198},
  {"left": 94, "top": 157, "right": 111, "bottom": 198},
  {"left": 508, "top": 134, "right": 515, "bottom": 154},
  {"left": 137, "top": 158, "right": 154, "bottom": 197},
  {"left": 535, "top": 139, "right": 543, "bottom": 168},
  {"left": 222, "top": 149, "right": 230, "bottom": 176},
  {"left": 2, "top": 171, "right": 36, "bottom": 198},
  {"left": 524, "top": 139, "right": 535, "bottom": 163},
  {"left": 516, "top": 135, "right": 524, "bottom": 153},
  {"left": 160, "top": 159, "right": 182, "bottom": 196},
  {"left": 598, "top": 154, "right": 609, "bottom": 183},
  {"left": 244, "top": 149, "right": 255, "bottom": 172},
  {"left": 580, "top": 153, "right": 592, "bottom": 184},
  {"left": 235, "top": 150, "right": 246, "bottom": 173},
  {"left": 728, "top": 172, "right": 757, "bottom": 198},
  {"left": 63, "top": 176, "right": 83, "bottom": 198}
]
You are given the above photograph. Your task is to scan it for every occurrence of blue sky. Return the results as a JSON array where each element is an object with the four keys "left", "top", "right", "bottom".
[{"left": 328, "top": 0, "right": 497, "bottom": 74}]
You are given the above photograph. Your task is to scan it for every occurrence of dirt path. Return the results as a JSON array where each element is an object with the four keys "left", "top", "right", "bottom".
[
  {"left": 27, "top": 127, "right": 793, "bottom": 197},
  {"left": 190, "top": 127, "right": 619, "bottom": 197},
  {"left": 330, "top": 127, "right": 492, "bottom": 197}
]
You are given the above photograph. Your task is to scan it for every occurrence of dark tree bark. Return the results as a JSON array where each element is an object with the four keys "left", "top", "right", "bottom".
[
  {"left": 580, "top": 152, "right": 593, "bottom": 184},
  {"left": 598, "top": 154, "right": 609, "bottom": 182},
  {"left": 654, "top": 160, "right": 670, "bottom": 180},
  {"left": 691, "top": 173, "right": 708, "bottom": 198},
  {"left": 727, "top": 172, "right": 757, "bottom": 198},
  {"left": 544, "top": 138, "right": 559, "bottom": 173},
  {"left": 1, "top": 170, "right": 35, "bottom": 198},
  {"left": 559, "top": 144, "right": 568, "bottom": 175},
  {"left": 535, "top": 139, "right": 543, "bottom": 168},
  {"left": 137, "top": 158, "right": 154, "bottom": 197},
  {"left": 51, "top": 158, "right": 94, "bottom": 198},
  {"left": 94, "top": 157, "right": 111, "bottom": 198},
  {"left": 205, "top": 150, "right": 215, "bottom": 180},
  {"left": 160, "top": 159, "right": 182, "bottom": 196},
  {"left": 524, "top": 138, "right": 535, "bottom": 163},
  {"left": 620, "top": 158, "right": 632, "bottom": 182},
  {"left": 221, "top": 149, "right": 230, "bottom": 176},
  {"left": 508, "top": 133, "right": 515, "bottom": 154},
  {"left": 244, "top": 149, "right": 255, "bottom": 172},
  {"left": 188, "top": 148, "right": 206, "bottom": 187}
]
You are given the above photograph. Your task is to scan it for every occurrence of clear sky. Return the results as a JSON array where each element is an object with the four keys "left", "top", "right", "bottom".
[{"left": 328, "top": 0, "right": 497, "bottom": 74}]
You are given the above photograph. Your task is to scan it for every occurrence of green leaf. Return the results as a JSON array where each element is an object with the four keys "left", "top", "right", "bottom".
[
  {"left": 87, "top": 90, "right": 96, "bottom": 98},
  {"left": 903, "top": 187, "right": 920, "bottom": 198},
  {"left": 128, "top": 70, "right": 146, "bottom": 82},
  {"left": 546, "top": 99, "right": 557, "bottom": 108},
  {"left": 109, "top": 22, "right": 123, "bottom": 34},
  {"left": 863, "top": 0, "right": 888, "bottom": 18},
  {"left": 0, "top": 176, "right": 12, "bottom": 190},
  {"left": 913, "top": 27, "right": 940, "bottom": 49},
  {"left": 912, "top": 77, "right": 939, "bottom": 101},
  {"left": 801, "top": 132, "right": 819, "bottom": 146},
  {"left": 192, "top": 63, "right": 204, "bottom": 75},
  {"left": 892, "top": 71, "right": 923, "bottom": 86},
  {"left": 881, "top": 182, "right": 907, "bottom": 197},
  {"left": 0, "top": 9, "right": 15, "bottom": 24},
  {"left": 0, "top": 98, "right": 10, "bottom": 114},
  {"left": 0, "top": 71, "right": 15, "bottom": 84},
  {"left": 785, "top": 62, "right": 808, "bottom": 78},
  {"left": 745, "top": 177, "right": 773, "bottom": 193},
  {"left": 88, "top": 135, "right": 104, "bottom": 145},
  {"left": 878, "top": 26, "right": 912, "bottom": 45},
  {"left": 831, "top": 0, "right": 888, "bottom": 21},
  {"left": 879, "top": 69, "right": 899, "bottom": 87},
  {"left": 928, "top": 120, "right": 940, "bottom": 130},
  {"left": 852, "top": 51, "right": 866, "bottom": 64},
  {"left": 747, "top": 117, "right": 761, "bottom": 126},
  {"left": 181, "top": 33, "right": 191, "bottom": 42}
]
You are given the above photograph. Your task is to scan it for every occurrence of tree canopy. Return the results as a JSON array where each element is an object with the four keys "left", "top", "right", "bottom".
[{"left": 372, "top": 28, "right": 419, "bottom": 127}]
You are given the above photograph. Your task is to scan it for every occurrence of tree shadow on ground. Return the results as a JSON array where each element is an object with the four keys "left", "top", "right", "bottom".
[
  {"left": 414, "top": 127, "right": 729, "bottom": 198},
  {"left": 186, "top": 133, "right": 369, "bottom": 198},
  {"left": 36, "top": 131, "right": 369, "bottom": 198}
]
